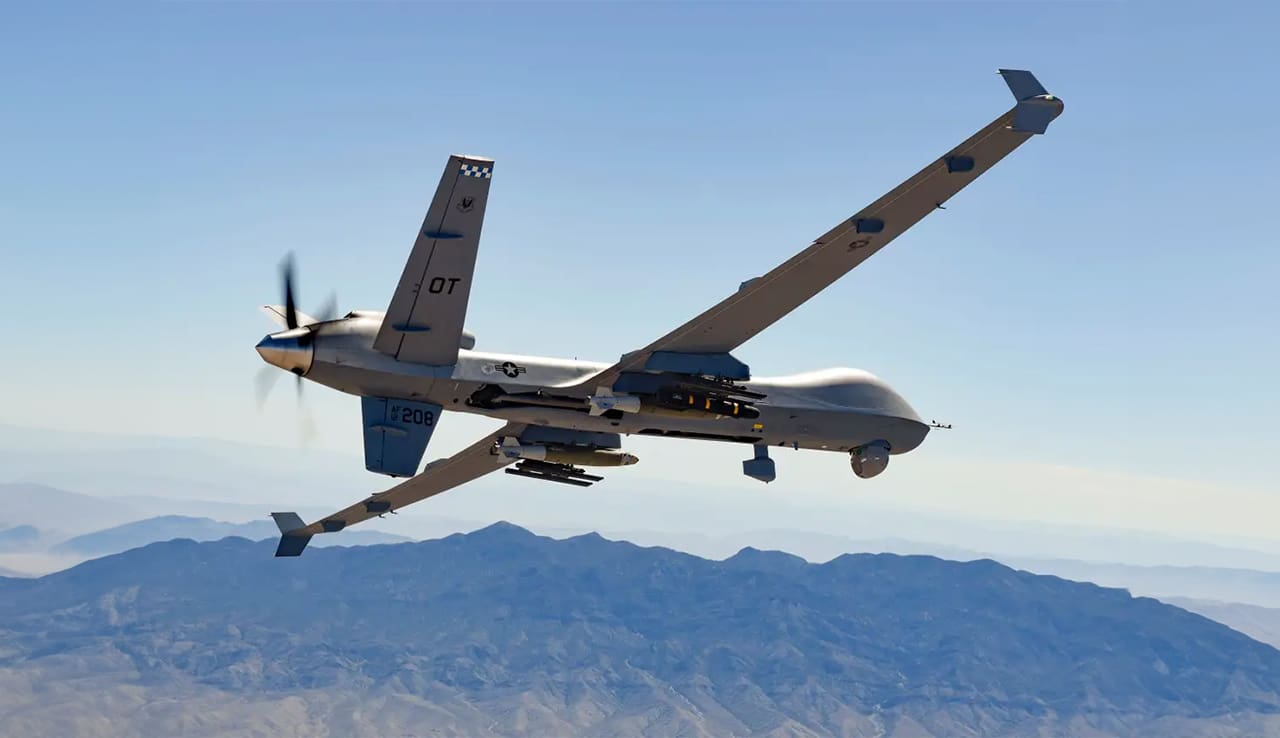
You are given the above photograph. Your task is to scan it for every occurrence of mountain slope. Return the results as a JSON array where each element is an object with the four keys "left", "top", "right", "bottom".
[
  {"left": 0, "top": 524, "right": 1278, "bottom": 737},
  {"left": 1168, "top": 597, "right": 1280, "bottom": 649}
]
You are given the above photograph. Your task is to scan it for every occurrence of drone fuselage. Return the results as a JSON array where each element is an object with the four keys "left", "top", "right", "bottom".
[{"left": 258, "top": 313, "right": 929, "bottom": 459}]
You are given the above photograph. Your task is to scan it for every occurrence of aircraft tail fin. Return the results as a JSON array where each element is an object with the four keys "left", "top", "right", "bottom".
[
  {"left": 997, "top": 69, "right": 1062, "bottom": 135},
  {"left": 997, "top": 68, "right": 1048, "bottom": 100},
  {"left": 270, "top": 512, "right": 312, "bottom": 557},
  {"left": 372, "top": 154, "right": 494, "bottom": 365}
]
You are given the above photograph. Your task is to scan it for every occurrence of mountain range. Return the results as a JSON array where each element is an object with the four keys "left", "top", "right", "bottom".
[
  {"left": 51, "top": 514, "right": 411, "bottom": 557},
  {"left": 0, "top": 525, "right": 40, "bottom": 552},
  {"left": 1, "top": 524, "right": 1278, "bottom": 737}
]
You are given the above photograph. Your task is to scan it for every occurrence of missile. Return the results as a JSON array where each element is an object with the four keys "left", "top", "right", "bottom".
[
  {"left": 501, "top": 442, "right": 639, "bottom": 467},
  {"left": 588, "top": 387, "right": 642, "bottom": 416}
]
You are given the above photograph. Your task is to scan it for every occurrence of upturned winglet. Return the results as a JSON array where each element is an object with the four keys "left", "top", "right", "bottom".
[
  {"left": 271, "top": 512, "right": 312, "bottom": 557},
  {"left": 997, "top": 69, "right": 1064, "bottom": 134}
]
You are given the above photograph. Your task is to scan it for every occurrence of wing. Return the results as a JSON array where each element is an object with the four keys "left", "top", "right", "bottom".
[
  {"left": 372, "top": 154, "right": 495, "bottom": 365},
  {"left": 575, "top": 70, "right": 1063, "bottom": 389},
  {"left": 270, "top": 422, "right": 524, "bottom": 556}
]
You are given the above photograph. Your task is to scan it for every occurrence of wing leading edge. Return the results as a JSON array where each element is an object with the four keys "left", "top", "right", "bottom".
[
  {"left": 271, "top": 422, "right": 524, "bottom": 556},
  {"left": 574, "top": 69, "right": 1063, "bottom": 390}
]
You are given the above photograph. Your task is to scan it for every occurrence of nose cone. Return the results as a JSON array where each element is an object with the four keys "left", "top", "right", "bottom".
[{"left": 255, "top": 329, "right": 314, "bottom": 375}]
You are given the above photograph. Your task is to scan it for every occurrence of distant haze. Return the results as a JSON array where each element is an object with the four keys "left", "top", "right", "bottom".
[{"left": 2, "top": 424, "right": 1278, "bottom": 571}]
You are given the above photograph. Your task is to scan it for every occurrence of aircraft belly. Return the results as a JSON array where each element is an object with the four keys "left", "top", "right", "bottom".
[
  {"left": 478, "top": 402, "right": 926, "bottom": 454},
  {"left": 750, "top": 405, "right": 928, "bottom": 453},
  {"left": 305, "top": 362, "right": 442, "bottom": 401}
]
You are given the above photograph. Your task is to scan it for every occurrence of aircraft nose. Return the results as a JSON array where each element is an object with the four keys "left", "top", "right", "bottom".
[{"left": 255, "top": 329, "right": 314, "bottom": 375}]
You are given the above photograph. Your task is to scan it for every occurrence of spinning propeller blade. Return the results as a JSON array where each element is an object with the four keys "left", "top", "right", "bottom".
[
  {"left": 313, "top": 292, "right": 339, "bottom": 323},
  {"left": 281, "top": 253, "right": 299, "bottom": 330},
  {"left": 254, "top": 366, "right": 280, "bottom": 410},
  {"left": 255, "top": 252, "right": 336, "bottom": 446}
]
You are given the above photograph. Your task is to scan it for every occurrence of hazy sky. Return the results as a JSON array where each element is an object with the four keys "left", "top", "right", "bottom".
[{"left": 2, "top": 3, "right": 1276, "bottom": 541}]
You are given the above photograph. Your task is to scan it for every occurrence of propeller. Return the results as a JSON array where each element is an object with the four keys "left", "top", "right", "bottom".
[
  {"left": 313, "top": 292, "right": 340, "bottom": 324},
  {"left": 256, "top": 252, "right": 338, "bottom": 445},
  {"left": 254, "top": 365, "right": 280, "bottom": 410},
  {"left": 278, "top": 251, "right": 339, "bottom": 330},
  {"left": 254, "top": 364, "right": 316, "bottom": 444},
  {"left": 281, "top": 253, "right": 299, "bottom": 330}
]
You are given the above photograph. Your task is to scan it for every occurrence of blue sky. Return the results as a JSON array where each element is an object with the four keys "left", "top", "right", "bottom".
[{"left": 2, "top": 3, "right": 1276, "bottom": 539}]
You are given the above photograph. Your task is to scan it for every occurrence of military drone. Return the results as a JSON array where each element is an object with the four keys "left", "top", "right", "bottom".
[{"left": 257, "top": 69, "right": 1063, "bottom": 556}]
